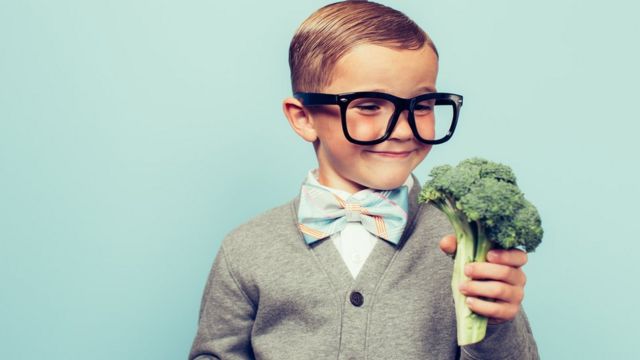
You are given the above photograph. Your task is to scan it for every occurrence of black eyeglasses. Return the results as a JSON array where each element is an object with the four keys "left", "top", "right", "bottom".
[{"left": 294, "top": 91, "right": 463, "bottom": 145}]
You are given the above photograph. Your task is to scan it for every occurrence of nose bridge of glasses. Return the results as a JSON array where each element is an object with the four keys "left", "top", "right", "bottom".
[
  {"left": 396, "top": 96, "right": 412, "bottom": 111},
  {"left": 393, "top": 97, "right": 414, "bottom": 122},
  {"left": 388, "top": 99, "right": 415, "bottom": 139}
]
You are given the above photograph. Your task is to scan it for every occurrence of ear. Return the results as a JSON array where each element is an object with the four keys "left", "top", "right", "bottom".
[{"left": 282, "top": 97, "right": 318, "bottom": 142}]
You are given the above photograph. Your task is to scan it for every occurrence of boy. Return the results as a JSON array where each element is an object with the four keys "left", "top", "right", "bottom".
[{"left": 190, "top": 1, "right": 538, "bottom": 359}]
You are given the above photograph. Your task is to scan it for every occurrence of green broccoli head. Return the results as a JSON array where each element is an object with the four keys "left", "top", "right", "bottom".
[
  {"left": 459, "top": 157, "right": 518, "bottom": 185},
  {"left": 489, "top": 200, "right": 543, "bottom": 252},
  {"left": 419, "top": 157, "right": 543, "bottom": 252},
  {"left": 457, "top": 178, "right": 523, "bottom": 224},
  {"left": 430, "top": 164, "right": 478, "bottom": 200}
]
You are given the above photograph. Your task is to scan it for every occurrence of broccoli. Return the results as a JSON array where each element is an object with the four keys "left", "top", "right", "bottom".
[{"left": 418, "top": 158, "right": 543, "bottom": 346}]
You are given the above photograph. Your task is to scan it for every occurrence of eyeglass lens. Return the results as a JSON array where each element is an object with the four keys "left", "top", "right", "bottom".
[{"left": 345, "top": 97, "right": 453, "bottom": 142}]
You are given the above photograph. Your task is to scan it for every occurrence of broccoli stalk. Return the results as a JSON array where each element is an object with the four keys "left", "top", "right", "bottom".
[{"left": 418, "top": 158, "right": 543, "bottom": 346}]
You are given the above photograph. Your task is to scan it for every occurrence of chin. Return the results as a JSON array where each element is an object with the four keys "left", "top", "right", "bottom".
[{"left": 363, "top": 176, "right": 410, "bottom": 191}]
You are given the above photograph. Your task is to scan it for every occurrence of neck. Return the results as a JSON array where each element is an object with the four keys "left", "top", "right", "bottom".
[{"left": 317, "top": 173, "right": 366, "bottom": 195}]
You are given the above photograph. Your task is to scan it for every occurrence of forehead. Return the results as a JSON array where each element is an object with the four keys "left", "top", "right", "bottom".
[{"left": 325, "top": 44, "right": 439, "bottom": 97}]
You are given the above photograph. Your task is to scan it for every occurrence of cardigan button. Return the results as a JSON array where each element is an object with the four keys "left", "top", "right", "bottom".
[{"left": 350, "top": 291, "right": 364, "bottom": 307}]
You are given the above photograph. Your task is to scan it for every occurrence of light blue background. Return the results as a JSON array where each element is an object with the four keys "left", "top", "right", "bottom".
[{"left": 1, "top": 0, "right": 638, "bottom": 358}]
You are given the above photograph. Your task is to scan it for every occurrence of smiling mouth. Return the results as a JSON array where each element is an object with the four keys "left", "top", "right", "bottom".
[{"left": 367, "top": 150, "right": 415, "bottom": 158}]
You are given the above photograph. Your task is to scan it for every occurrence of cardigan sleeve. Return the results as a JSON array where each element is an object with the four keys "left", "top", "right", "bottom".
[
  {"left": 188, "top": 244, "right": 257, "bottom": 360},
  {"left": 459, "top": 309, "right": 539, "bottom": 360}
]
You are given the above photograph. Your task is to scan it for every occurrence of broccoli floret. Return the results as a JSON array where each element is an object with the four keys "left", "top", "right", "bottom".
[{"left": 418, "top": 157, "right": 543, "bottom": 346}]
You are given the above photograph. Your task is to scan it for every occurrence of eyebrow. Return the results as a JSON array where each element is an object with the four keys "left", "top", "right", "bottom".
[
  {"left": 417, "top": 86, "right": 437, "bottom": 93},
  {"left": 368, "top": 86, "right": 437, "bottom": 95}
]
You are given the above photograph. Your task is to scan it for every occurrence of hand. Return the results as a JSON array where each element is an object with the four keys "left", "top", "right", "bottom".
[{"left": 440, "top": 235, "right": 528, "bottom": 324}]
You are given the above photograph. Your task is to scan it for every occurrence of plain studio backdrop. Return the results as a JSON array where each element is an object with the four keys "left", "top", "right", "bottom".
[{"left": 1, "top": 1, "right": 638, "bottom": 358}]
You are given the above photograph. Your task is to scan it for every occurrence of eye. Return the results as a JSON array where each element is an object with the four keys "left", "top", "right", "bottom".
[
  {"left": 355, "top": 103, "right": 381, "bottom": 112},
  {"left": 348, "top": 98, "right": 393, "bottom": 114},
  {"left": 415, "top": 100, "right": 435, "bottom": 114}
]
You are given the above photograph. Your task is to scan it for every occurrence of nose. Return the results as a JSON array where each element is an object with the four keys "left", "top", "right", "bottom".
[{"left": 389, "top": 110, "right": 414, "bottom": 141}]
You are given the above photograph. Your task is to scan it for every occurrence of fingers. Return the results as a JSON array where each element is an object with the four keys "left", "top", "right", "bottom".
[
  {"left": 464, "top": 262, "right": 526, "bottom": 287},
  {"left": 464, "top": 297, "right": 520, "bottom": 323},
  {"left": 461, "top": 250, "right": 528, "bottom": 323},
  {"left": 459, "top": 280, "right": 524, "bottom": 303},
  {"left": 439, "top": 234, "right": 456, "bottom": 255},
  {"left": 486, "top": 249, "right": 528, "bottom": 268},
  {"left": 440, "top": 237, "right": 530, "bottom": 323}
]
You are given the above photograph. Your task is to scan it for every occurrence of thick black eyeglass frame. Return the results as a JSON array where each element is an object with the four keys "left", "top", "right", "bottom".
[{"left": 294, "top": 91, "right": 463, "bottom": 145}]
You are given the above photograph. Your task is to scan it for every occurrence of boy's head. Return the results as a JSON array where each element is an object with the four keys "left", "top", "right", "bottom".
[
  {"left": 288, "top": 0, "right": 437, "bottom": 94},
  {"left": 283, "top": 1, "right": 458, "bottom": 193}
]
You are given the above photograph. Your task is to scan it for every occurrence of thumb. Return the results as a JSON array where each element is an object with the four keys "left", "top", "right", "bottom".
[{"left": 439, "top": 234, "right": 457, "bottom": 255}]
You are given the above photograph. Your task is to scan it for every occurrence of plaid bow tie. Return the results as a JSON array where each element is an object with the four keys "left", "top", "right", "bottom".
[{"left": 297, "top": 178, "right": 409, "bottom": 245}]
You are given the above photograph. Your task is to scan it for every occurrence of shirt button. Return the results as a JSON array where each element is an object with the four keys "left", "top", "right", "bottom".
[{"left": 350, "top": 291, "right": 364, "bottom": 307}]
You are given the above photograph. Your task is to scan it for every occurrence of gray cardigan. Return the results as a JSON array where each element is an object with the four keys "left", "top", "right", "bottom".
[{"left": 189, "top": 179, "right": 539, "bottom": 360}]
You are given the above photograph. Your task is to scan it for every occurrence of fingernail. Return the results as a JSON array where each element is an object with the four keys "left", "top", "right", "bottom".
[
  {"left": 458, "top": 283, "right": 467, "bottom": 293},
  {"left": 464, "top": 264, "right": 473, "bottom": 276},
  {"left": 487, "top": 251, "right": 497, "bottom": 261},
  {"left": 466, "top": 297, "right": 474, "bottom": 305}
]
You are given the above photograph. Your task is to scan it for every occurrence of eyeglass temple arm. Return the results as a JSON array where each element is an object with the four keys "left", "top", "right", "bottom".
[{"left": 293, "top": 92, "right": 339, "bottom": 106}]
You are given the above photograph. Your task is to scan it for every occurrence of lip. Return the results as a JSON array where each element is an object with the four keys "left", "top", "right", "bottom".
[{"left": 367, "top": 150, "right": 415, "bottom": 158}]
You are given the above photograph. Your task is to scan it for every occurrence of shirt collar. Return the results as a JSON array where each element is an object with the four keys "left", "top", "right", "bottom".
[{"left": 304, "top": 169, "right": 414, "bottom": 201}]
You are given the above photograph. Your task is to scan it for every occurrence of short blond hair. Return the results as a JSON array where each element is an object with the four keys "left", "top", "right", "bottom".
[{"left": 288, "top": 0, "right": 438, "bottom": 93}]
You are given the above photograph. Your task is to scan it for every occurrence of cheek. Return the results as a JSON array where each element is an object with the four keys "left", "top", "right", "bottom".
[
  {"left": 416, "top": 144, "right": 432, "bottom": 162},
  {"left": 335, "top": 143, "right": 364, "bottom": 165},
  {"left": 311, "top": 107, "right": 342, "bottom": 134},
  {"left": 415, "top": 115, "right": 435, "bottom": 139},
  {"left": 347, "top": 119, "right": 385, "bottom": 141},
  {"left": 318, "top": 128, "right": 362, "bottom": 164}
]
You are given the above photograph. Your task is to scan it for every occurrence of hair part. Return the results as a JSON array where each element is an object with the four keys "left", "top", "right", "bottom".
[{"left": 288, "top": 0, "right": 438, "bottom": 93}]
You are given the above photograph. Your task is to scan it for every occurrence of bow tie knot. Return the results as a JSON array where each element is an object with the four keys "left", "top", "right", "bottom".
[{"left": 340, "top": 199, "right": 366, "bottom": 223}]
